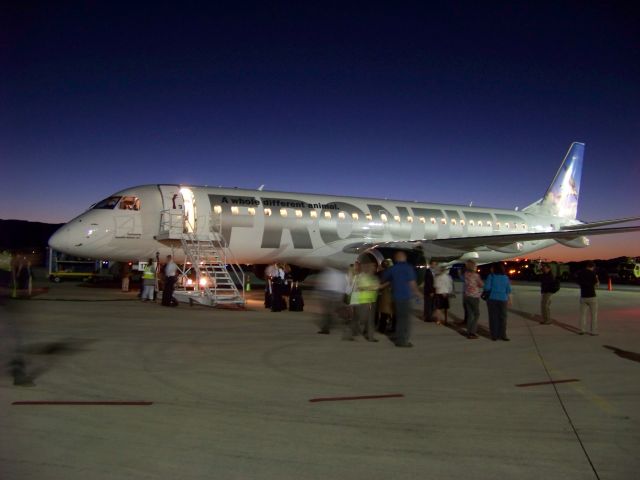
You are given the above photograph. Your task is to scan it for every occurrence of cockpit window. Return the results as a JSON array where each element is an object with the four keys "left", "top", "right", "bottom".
[
  {"left": 119, "top": 196, "right": 140, "bottom": 211},
  {"left": 93, "top": 196, "right": 122, "bottom": 209}
]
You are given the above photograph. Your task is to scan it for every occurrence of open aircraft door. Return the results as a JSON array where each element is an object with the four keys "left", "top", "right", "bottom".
[{"left": 158, "top": 185, "right": 196, "bottom": 234}]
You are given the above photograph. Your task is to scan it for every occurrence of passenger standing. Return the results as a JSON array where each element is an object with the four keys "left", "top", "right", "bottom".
[
  {"left": 463, "top": 260, "right": 483, "bottom": 339},
  {"left": 576, "top": 261, "right": 599, "bottom": 335},
  {"left": 483, "top": 263, "right": 512, "bottom": 341},
  {"left": 539, "top": 263, "right": 558, "bottom": 324},
  {"left": 271, "top": 264, "right": 287, "bottom": 312},
  {"left": 264, "top": 263, "right": 277, "bottom": 309},
  {"left": 376, "top": 259, "right": 394, "bottom": 333},
  {"left": 161, "top": 255, "right": 178, "bottom": 306},
  {"left": 423, "top": 260, "right": 437, "bottom": 322},
  {"left": 141, "top": 259, "right": 156, "bottom": 302},
  {"left": 345, "top": 262, "right": 380, "bottom": 342},
  {"left": 381, "top": 251, "right": 421, "bottom": 348},
  {"left": 433, "top": 266, "right": 453, "bottom": 325},
  {"left": 316, "top": 266, "right": 348, "bottom": 334}
]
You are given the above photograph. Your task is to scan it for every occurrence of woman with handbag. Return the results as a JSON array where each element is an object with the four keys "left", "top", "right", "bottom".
[{"left": 483, "top": 262, "right": 513, "bottom": 341}]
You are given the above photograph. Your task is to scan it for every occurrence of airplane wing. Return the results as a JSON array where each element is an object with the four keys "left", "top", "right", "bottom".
[
  {"left": 344, "top": 225, "right": 640, "bottom": 258},
  {"left": 560, "top": 216, "right": 640, "bottom": 230}
]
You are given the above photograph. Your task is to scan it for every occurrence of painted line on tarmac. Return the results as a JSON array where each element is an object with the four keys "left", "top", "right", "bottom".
[
  {"left": 516, "top": 379, "right": 580, "bottom": 388},
  {"left": 12, "top": 401, "right": 153, "bottom": 406},
  {"left": 309, "top": 394, "right": 404, "bottom": 403}
]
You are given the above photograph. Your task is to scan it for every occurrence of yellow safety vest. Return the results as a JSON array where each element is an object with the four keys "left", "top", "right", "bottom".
[
  {"left": 142, "top": 265, "right": 155, "bottom": 280},
  {"left": 350, "top": 273, "right": 379, "bottom": 304}
]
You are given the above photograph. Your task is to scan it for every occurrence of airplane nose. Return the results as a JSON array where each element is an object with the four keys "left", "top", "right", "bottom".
[{"left": 48, "top": 226, "right": 72, "bottom": 252}]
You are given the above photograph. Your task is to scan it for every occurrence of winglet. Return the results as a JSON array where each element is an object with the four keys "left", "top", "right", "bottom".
[{"left": 524, "top": 142, "right": 584, "bottom": 219}]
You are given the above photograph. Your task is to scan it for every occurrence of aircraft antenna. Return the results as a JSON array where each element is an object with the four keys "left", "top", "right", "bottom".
[{"left": 258, "top": 184, "right": 265, "bottom": 191}]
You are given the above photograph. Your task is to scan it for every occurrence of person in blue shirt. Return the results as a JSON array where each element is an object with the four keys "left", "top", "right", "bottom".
[
  {"left": 483, "top": 262, "right": 513, "bottom": 341},
  {"left": 380, "top": 251, "right": 421, "bottom": 347}
]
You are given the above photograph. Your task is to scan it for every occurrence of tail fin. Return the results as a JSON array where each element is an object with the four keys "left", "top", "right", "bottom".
[{"left": 523, "top": 142, "right": 584, "bottom": 219}]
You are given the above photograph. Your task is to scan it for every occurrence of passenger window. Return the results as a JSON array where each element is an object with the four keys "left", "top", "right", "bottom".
[
  {"left": 119, "top": 196, "right": 140, "bottom": 211},
  {"left": 295, "top": 210, "right": 303, "bottom": 218},
  {"left": 380, "top": 213, "right": 388, "bottom": 222},
  {"left": 231, "top": 206, "right": 239, "bottom": 215},
  {"left": 338, "top": 212, "right": 346, "bottom": 220},
  {"left": 460, "top": 219, "right": 466, "bottom": 226},
  {"left": 352, "top": 213, "right": 359, "bottom": 220},
  {"left": 430, "top": 217, "right": 436, "bottom": 225},
  {"left": 248, "top": 207, "right": 256, "bottom": 216},
  {"left": 280, "top": 208, "right": 288, "bottom": 217},
  {"left": 440, "top": 218, "right": 447, "bottom": 225},
  {"left": 393, "top": 215, "right": 401, "bottom": 222},
  {"left": 469, "top": 220, "right": 474, "bottom": 226},
  {"left": 324, "top": 211, "right": 332, "bottom": 219},
  {"left": 451, "top": 219, "right": 457, "bottom": 225},
  {"left": 487, "top": 221, "right": 492, "bottom": 227},
  {"left": 264, "top": 208, "right": 272, "bottom": 216},
  {"left": 407, "top": 216, "right": 413, "bottom": 223},
  {"left": 310, "top": 210, "right": 318, "bottom": 219},
  {"left": 419, "top": 217, "right": 426, "bottom": 224},
  {"left": 93, "top": 196, "right": 122, "bottom": 210},
  {"left": 365, "top": 213, "right": 373, "bottom": 221},
  {"left": 213, "top": 205, "right": 222, "bottom": 214}
]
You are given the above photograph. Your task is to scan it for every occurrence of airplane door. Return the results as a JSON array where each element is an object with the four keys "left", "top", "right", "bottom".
[
  {"left": 159, "top": 185, "right": 184, "bottom": 211},
  {"left": 157, "top": 185, "right": 196, "bottom": 234}
]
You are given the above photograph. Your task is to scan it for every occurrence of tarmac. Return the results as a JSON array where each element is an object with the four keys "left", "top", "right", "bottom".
[{"left": 1, "top": 278, "right": 639, "bottom": 480}]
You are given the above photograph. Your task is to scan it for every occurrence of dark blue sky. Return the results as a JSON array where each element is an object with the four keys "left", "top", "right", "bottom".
[{"left": 2, "top": 1, "right": 638, "bottom": 259}]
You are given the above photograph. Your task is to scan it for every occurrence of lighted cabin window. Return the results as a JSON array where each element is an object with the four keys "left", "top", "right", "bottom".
[
  {"left": 487, "top": 221, "right": 492, "bottom": 227},
  {"left": 407, "top": 216, "right": 413, "bottom": 223},
  {"left": 231, "top": 206, "right": 239, "bottom": 215},
  {"left": 264, "top": 208, "right": 272, "bottom": 216},
  {"left": 495, "top": 222, "right": 500, "bottom": 229},
  {"left": 477, "top": 221, "right": 483, "bottom": 227},
  {"left": 419, "top": 217, "right": 426, "bottom": 224},
  {"left": 119, "top": 196, "right": 140, "bottom": 211},
  {"left": 338, "top": 212, "right": 346, "bottom": 220},
  {"left": 280, "top": 208, "right": 288, "bottom": 217},
  {"left": 213, "top": 205, "right": 222, "bottom": 214},
  {"left": 430, "top": 217, "right": 436, "bottom": 224},
  {"left": 451, "top": 219, "right": 457, "bottom": 225},
  {"left": 469, "top": 220, "right": 474, "bottom": 226},
  {"left": 380, "top": 213, "right": 388, "bottom": 222},
  {"left": 310, "top": 210, "right": 318, "bottom": 219},
  {"left": 295, "top": 210, "right": 303, "bottom": 218},
  {"left": 248, "top": 207, "right": 256, "bottom": 216},
  {"left": 93, "top": 196, "right": 122, "bottom": 210},
  {"left": 324, "top": 211, "right": 332, "bottom": 219},
  {"left": 460, "top": 219, "right": 466, "bottom": 226},
  {"left": 505, "top": 222, "right": 510, "bottom": 229},
  {"left": 352, "top": 212, "right": 359, "bottom": 220},
  {"left": 440, "top": 218, "right": 447, "bottom": 225},
  {"left": 522, "top": 224, "right": 527, "bottom": 230},
  {"left": 365, "top": 213, "right": 373, "bottom": 221}
]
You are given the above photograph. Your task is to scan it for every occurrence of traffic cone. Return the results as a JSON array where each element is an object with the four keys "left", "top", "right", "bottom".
[{"left": 608, "top": 278, "right": 612, "bottom": 291}]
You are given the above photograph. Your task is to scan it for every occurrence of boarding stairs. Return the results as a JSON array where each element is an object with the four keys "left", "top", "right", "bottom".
[{"left": 157, "top": 210, "right": 245, "bottom": 307}]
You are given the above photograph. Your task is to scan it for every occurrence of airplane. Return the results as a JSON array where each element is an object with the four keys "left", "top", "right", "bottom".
[{"left": 49, "top": 142, "right": 640, "bottom": 275}]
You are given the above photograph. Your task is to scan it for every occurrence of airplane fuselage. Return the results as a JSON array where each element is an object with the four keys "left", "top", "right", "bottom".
[{"left": 49, "top": 184, "right": 573, "bottom": 268}]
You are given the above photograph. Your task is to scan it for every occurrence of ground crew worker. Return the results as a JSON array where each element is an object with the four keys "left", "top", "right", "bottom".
[
  {"left": 344, "top": 262, "right": 380, "bottom": 342},
  {"left": 141, "top": 259, "right": 156, "bottom": 301}
]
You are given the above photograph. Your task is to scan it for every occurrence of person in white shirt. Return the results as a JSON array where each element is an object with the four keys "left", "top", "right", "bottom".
[
  {"left": 161, "top": 255, "right": 179, "bottom": 306},
  {"left": 434, "top": 266, "right": 453, "bottom": 325}
]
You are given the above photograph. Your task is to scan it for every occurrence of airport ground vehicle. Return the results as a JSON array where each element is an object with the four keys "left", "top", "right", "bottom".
[{"left": 48, "top": 249, "right": 110, "bottom": 283}]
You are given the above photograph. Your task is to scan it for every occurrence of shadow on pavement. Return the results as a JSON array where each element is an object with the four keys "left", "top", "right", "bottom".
[{"left": 603, "top": 345, "right": 640, "bottom": 363}]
